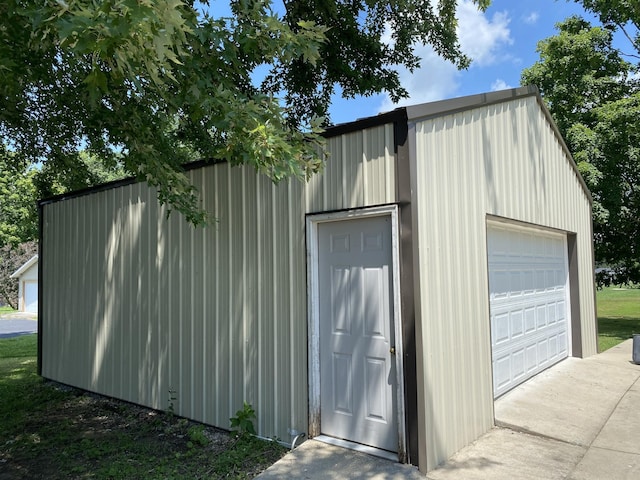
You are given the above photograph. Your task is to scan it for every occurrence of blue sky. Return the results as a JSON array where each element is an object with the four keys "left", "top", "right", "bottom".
[
  {"left": 328, "top": 0, "right": 600, "bottom": 125},
  {"left": 208, "top": 0, "right": 614, "bottom": 125}
]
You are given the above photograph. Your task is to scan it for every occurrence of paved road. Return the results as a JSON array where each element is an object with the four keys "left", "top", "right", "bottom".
[{"left": 0, "top": 313, "right": 37, "bottom": 339}]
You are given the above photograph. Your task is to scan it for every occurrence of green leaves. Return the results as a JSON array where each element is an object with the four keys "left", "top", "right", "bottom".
[
  {"left": 523, "top": 11, "right": 640, "bottom": 281},
  {"left": 576, "top": 0, "right": 639, "bottom": 57},
  {"left": 46, "top": 0, "right": 193, "bottom": 87},
  {"left": 230, "top": 402, "right": 257, "bottom": 437},
  {"left": 522, "top": 16, "right": 633, "bottom": 134},
  {"left": 1, "top": 0, "right": 485, "bottom": 226},
  {"left": 262, "top": 0, "right": 489, "bottom": 126},
  {"left": 0, "top": 150, "right": 38, "bottom": 248}
]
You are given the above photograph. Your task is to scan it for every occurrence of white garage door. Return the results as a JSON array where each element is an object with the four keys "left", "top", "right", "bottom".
[
  {"left": 488, "top": 224, "right": 569, "bottom": 398},
  {"left": 24, "top": 282, "right": 38, "bottom": 313}
]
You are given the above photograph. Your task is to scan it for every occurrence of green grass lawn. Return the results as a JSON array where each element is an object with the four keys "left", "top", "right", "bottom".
[
  {"left": 0, "top": 335, "right": 285, "bottom": 479},
  {"left": 0, "top": 305, "right": 17, "bottom": 314},
  {"left": 597, "top": 286, "right": 640, "bottom": 352}
]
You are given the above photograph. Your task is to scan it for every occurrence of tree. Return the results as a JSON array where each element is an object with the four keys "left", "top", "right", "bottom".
[
  {"left": 521, "top": 17, "right": 634, "bottom": 135},
  {"left": 0, "top": 148, "right": 126, "bottom": 247},
  {"left": 0, "top": 149, "right": 39, "bottom": 248},
  {"left": 576, "top": 0, "right": 639, "bottom": 59},
  {"left": 522, "top": 17, "right": 640, "bottom": 282},
  {"left": 34, "top": 151, "right": 127, "bottom": 200},
  {"left": 0, "top": 0, "right": 489, "bottom": 225},
  {"left": 0, "top": 241, "right": 38, "bottom": 310},
  {"left": 573, "top": 95, "right": 640, "bottom": 281},
  {"left": 265, "top": 0, "right": 489, "bottom": 125}
]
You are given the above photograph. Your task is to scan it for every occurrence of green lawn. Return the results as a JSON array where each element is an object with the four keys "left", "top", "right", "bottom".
[
  {"left": 597, "top": 287, "right": 640, "bottom": 352},
  {"left": 0, "top": 305, "right": 17, "bottom": 314},
  {"left": 0, "top": 335, "right": 285, "bottom": 479}
]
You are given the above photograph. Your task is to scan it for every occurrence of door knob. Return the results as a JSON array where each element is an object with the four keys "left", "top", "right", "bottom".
[{"left": 390, "top": 346, "right": 396, "bottom": 355}]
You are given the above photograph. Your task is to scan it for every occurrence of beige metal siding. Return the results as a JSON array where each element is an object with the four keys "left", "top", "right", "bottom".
[
  {"left": 306, "top": 124, "right": 396, "bottom": 212},
  {"left": 410, "top": 95, "right": 596, "bottom": 470},
  {"left": 41, "top": 123, "right": 396, "bottom": 441}
]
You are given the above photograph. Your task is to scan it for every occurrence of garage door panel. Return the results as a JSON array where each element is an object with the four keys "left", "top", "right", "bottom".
[
  {"left": 512, "top": 350, "right": 525, "bottom": 379},
  {"left": 494, "top": 354, "right": 512, "bottom": 390},
  {"left": 511, "top": 311, "right": 524, "bottom": 338},
  {"left": 537, "top": 340, "right": 548, "bottom": 365},
  {"left": 525, "top": 343, "right": 539, "bottom": 372},
  {"left": 536, "top": 304, "right": 547, "bottom": 328},
  {"left": 510, "top": 271, "right": 523, "bottom": 293},
  {"left": 557, "top": 301, "right": 566, "bottom": 321},
  {"left": 491, "top": 303, "right": 565, "bottom": 343},
  {"left": 548, "top": 335, "right": 558, "bottom": 357},
  {"left": 547, "top": 304, "right": 557, "bottom": 326},
  {"left": 537, "top": 270, "right": 545, "bottom": 290},
  {"left": 524, "top": 307, "right": 535, "bottom": 333},
  {"left": 523, "top": 270, "right": 535, "bottom": 293},
  {"left": 489, "top": 225, "right": 569, "bottom": 398},
  {"left": 491, "top": 271, "right": 510, "bottom": 298},
  {"left": 493, "top": 312, "right": 510, "bottom": 344},
  {"left": 558, "top": 331, "right": 568, "bottom": 355}
]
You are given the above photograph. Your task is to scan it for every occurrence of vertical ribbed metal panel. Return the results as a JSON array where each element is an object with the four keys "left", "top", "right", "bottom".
[
  {"left": 411, "top": 95, "right": 596, "bottom": 470},
  {"left": 306, "top": 123, "right": 396, "bottom": 212},
  {"left": 41, "top": 169, "right": 307, "bottom": 441},
  {"left": 40, "top": 121, "right": 396, "bottom": 443}
]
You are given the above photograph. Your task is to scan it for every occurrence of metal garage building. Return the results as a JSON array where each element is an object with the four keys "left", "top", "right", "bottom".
[{"left": 38, "top": 86, "right": 597, "bottom": 473}]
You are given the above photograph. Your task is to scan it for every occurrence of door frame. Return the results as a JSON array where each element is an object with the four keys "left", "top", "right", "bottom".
[{"left": 306, "top": 205, "right": 406, "bottom": 460}]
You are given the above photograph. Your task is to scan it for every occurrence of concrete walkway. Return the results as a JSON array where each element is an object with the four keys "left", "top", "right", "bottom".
[
  {"left": 429, "top": 339, "right": 640, "bottom": 479},
  {"left": 257, "top": 339, "right": 640, "bottom": 479}
]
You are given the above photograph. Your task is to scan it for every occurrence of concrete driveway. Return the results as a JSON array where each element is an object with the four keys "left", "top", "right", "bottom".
[
  {"left": 429, "top": 339, "right": 640, "bottom": 479},
  {"left": 257, "top": 339, "right": 640, "bottom": 479},
  {"left": 0, "top": 312, "right": 37, "bottom": 338}
]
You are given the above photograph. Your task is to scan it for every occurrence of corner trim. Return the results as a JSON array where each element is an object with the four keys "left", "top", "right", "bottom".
[
  {"left": 567, "top": 233, "right": 583, "bottom": 357},
  {"left": 37, "top": 202, "right": 43, "bottom": 376}
]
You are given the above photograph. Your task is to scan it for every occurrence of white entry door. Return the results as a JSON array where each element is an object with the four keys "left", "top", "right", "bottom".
[
  {"left": 318, "top": 215, "right": 398, "bottom": 452},
  {"left": 488, "top": 224, "right": 570, "bottom": 397}
]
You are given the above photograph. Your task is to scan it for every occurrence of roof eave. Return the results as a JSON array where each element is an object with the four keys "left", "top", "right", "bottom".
[
  {"left": 405, "top": 85, "right": 540, "bottom": 122},
  {"left": 11, "top": 255, "right": 39, "bottom": 278}
]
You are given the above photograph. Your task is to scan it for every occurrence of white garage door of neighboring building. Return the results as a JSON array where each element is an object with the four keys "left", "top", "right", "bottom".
[
  {"left": 488, "top": 224, "right": 570, "bottom": 398},
  {"left": 24, "top": 282, "right": 38, "bottom": 313}
]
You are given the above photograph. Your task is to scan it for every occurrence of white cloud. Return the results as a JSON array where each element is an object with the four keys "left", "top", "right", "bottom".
[
  {"left": 378, "top": 0, "right": 513, "bottom": 112},
  {"left": 491, "top": 79, "right": 512, "bottom": 91},
  {"left": 457, "top": 2, "right": 512, "bottom": 67},
  {"left": 378, "top": 53, "right": 461, "bottom": 112},
  {"left": 522, "top": 12, "right": 540, "bottom": 25}
]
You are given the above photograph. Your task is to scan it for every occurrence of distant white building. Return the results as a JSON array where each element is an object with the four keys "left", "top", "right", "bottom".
[{"left": 11, "top": 255, "right": 38, "bottom": 313}]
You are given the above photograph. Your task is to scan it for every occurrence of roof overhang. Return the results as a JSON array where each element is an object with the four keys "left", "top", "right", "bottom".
[
  {"left": 11, "top": 255, "right": 38, "bottom": 279},
  {"left": 405, "top": 85, "right": 539, "bottom": 121}
]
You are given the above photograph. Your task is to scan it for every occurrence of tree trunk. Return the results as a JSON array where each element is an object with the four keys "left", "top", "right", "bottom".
[{"left": 0, "top": 288, "right": 17, "bottom": 310}]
